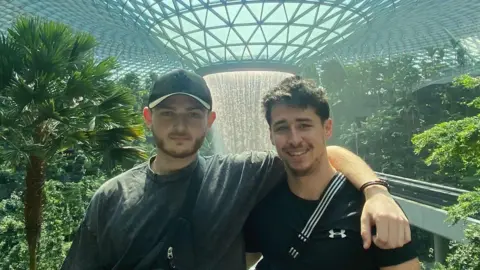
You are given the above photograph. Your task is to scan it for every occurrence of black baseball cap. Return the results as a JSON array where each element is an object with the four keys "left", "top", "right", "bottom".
[{"left": 148, "top": 69, "right": 212, "bottom": 110}]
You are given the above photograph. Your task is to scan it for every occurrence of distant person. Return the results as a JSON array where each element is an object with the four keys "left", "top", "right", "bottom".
[
  {"left": 244, "top": 76, "right": 419, "bottom": 270},
  {"left": 62, "top": 69, "right": 411, "bottom": 270}
]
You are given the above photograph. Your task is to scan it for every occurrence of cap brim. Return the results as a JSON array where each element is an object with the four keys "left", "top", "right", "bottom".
[{"left": 148, "top": 92, "right": 211, "bottom": 110}]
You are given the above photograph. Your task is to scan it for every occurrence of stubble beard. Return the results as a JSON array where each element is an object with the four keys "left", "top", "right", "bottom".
[
  {"left": 285, "top": 162, "right": 315, "bottom": 177},
  {"left": 152, "top": 129, "right": 206, "bottom": 159}
]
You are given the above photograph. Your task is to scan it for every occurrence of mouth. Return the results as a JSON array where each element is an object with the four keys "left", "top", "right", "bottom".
[
  {"left": 169, "top": 136, "right": 191, "bottom": 141},
  {"left": 285, "top": 149, "right": 309, "bottom": 157}
]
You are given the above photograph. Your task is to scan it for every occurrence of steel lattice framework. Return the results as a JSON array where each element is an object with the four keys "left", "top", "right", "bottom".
[{"left": 1, "top": 0, "right": 480, "bottom": 77}]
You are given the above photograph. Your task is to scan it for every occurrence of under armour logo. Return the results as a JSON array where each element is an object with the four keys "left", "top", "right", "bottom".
[{"left": 329, "top": 229, "right": 346, "bottom": 238}]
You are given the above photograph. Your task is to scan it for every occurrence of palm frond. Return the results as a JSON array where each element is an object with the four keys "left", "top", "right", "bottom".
[
  {"left": 99, "top": 89, "right": 136, "bottom": 111},
  {"left": 0, "top": 148, "right": 29, "bottom": 168},
  {"left": 0, "top": 34, "right": 22, "bottom": 91},
  {"left": 90, "top": 108, "right": 142, "bottom": 130},
  {"left": 101, "top": 146, "right": 148, "bottom": 170},
  {"left": 0, "top": 16, "right": 143, "bottom": 270},
  {"left": 4, "top": 77, "right": 34, "bottom": 111},
  {"left": 64, "top": 70, "right": 95, "bottom": 99},
  {"left": 7, "top": 17, "right": 42, "bottom": 52},
  {"left": 93, "top": 125, "right": 145, "bottom": 149},
  {"left": 70, "top": 33, "right": 97, "bottom": 60}
]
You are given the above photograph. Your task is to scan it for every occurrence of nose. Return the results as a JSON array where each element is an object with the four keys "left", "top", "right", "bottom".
[
  {"left": 287, "top": 128, "right": 302, "bottom": 146},
  {"left": 172, "top": 115, "right": 188, "bottom": 132}
]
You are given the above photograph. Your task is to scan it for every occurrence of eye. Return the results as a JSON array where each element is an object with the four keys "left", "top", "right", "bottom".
[
  {"left": 188, "top": 111, "right": 203, "bottom": 118},
  {"left": 275, "top": 126, "right": 288, "bottom": 132},
  {"left": 298, "top": 124, "right": 312, "bottom": 129},
  {"left": 159, "top": 111, "right": 174, "bottom": 117}
]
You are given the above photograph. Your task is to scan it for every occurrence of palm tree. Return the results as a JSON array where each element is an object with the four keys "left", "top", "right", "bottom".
[{"left": 0, "top": 17, "right": 147, "bottom": 270}]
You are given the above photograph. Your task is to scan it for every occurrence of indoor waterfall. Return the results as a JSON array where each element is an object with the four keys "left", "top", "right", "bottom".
[{"left": 203, "top": 71, "right": 292, "bottom": 154}]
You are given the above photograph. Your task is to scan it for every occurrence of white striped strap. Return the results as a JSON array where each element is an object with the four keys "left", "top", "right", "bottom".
[{"left": 288, "top": 173, "right": 346, "bottom": 259}]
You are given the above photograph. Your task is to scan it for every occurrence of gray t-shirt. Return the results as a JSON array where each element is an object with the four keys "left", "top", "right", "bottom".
[{"left": 61, "top": 151, "right": 284, "bottom": 270}]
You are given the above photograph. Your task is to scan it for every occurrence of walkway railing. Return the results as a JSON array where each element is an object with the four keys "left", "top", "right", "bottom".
[{"left": 376, "top": 172, "right": 468, "bottom": 208}]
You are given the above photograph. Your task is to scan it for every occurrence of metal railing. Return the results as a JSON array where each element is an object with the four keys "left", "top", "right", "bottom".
[{"left": 376, "top": 172, "right": 469, "bottom": 209}]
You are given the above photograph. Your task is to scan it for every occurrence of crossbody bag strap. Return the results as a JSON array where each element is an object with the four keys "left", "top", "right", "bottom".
[
  {"left": 288, "top": 173, "right": 346, "bottom": 259},
  {"left": 178, "top": 156, "right": 206, "bottom": 219},
  {"left": 164, "top": 156, "right": 206, "bottom": 269}
]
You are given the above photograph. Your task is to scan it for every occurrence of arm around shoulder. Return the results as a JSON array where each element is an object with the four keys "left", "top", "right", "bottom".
[
  {"left": 326, "top": 145, "right": 377, "bottom": 189},
  {"left": 326, "top": 146, "right": 412, "bottom": 250}
]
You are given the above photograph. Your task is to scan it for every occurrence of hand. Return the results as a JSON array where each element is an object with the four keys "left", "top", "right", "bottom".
[{"left": 360, "top": 186, "right": 411, "bottom": 250}]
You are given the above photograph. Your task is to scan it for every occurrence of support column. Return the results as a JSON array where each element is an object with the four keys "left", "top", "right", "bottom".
[{"left": 433, "top": 234, "right": 450, "bottom": 263}]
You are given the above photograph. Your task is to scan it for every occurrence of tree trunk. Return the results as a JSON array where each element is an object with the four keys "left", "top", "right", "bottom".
[{"left": 24, "top": 155, "right": 46, "bottom": 270}]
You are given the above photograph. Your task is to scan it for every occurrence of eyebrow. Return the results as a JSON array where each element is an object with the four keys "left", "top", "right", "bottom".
[
  {"left": 272, "top": 118, "right": 313, "bottom": 128},
  {"left": 272, "top": 119, "right": 288, "bottom": 129},
  {"left": 296, "top": 118, "right": 313, "bottom": 123}
]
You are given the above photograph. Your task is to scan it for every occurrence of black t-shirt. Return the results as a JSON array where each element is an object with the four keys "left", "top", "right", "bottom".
[
  {"left": 61, "top": 152, "right": 285, "bottom": 270},
  {"left": 244, "top": 173, "right": 417, "bottom": 270}
]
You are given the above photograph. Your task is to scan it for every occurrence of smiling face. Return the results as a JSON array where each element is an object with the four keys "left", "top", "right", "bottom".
[
  {"left": 270, "top": 104, "right": 333, "bottom": 176},
  {"left": 143, "top": 95, "right": 216, "bottom": 159}
]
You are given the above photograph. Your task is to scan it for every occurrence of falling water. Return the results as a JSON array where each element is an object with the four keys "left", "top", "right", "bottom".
[{"left": 203, "top": 71, "right": 293, "bottom": 154}]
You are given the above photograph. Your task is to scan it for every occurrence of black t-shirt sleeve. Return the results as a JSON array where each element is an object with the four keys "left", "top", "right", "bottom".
[
  {"left": 370, "top": 240, "right": 418, "bottom": 267},
  {"left": 247, "top": 151, "right": 286, "bottom": 202},
  {"left": 61, "top": 190, "right": 105, "bottom": 270},
  {"left": 227, "top": 151, "right": 285, "bottom": 203}
]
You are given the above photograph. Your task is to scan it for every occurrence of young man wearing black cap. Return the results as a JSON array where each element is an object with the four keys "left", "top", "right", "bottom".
[
  {"left": 244, "top": 76, "right": 419, "bottom": 270},
  {"left": 62, "top": 69, "right": 411, "bottom": 270}
]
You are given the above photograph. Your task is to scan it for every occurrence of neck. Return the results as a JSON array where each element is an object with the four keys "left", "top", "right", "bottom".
[
  {"left": 151, "top": 149, "right": 197, "bottom": 175},
  {"left": 287, "top": 155, "right": 337, "bottom": 201}
]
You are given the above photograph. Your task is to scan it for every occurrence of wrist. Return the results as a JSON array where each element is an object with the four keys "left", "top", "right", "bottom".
[
  {"left": 360, "top": 180, "right": 390, "bottom": 199},
  {"left": 363, "top": 185, "right": 389, "bottom": 199}
]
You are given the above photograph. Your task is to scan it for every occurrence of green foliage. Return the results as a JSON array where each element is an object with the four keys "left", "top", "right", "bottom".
[
  {"left": 0, "top": 166, "right": 24, "bottom": 200},
  {"left": 0, "top": 16, "right": 149, "bottom": 269},
  {"left": 445, "top": 187, "right": 480, "bottom": 223},
  {"left": 453, "top": 74, "right": 480, "bottom": 90},
  {"left": 411, "top": 74, "right": 480, "bottom": 188},
  {"left": 0, "top": 176, "right": 104, "bottom": 270},
  {"left": 412, "top": 74, "right": 480, "bottom": 269},
  {"left": 0, "top": 16, "right": 147, "bottom": 169},
  {"left": 412, "top": 112, "right": 480, "bottom": 182},
  {"left": 324, "top": 52, "right": 480, "bottom": 188},
  {"left": 430, "top": 189, "right": 480, "bottom": 270},
  {"left": 118, "top": 72, "right": 150, "bottom": 113},
  {"left": 324, "top": 54, "right": 436, "bottom": 179}
]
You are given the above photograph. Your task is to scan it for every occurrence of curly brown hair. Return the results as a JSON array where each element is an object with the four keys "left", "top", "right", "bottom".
[{"left": 262, "top": 75, "right": 330, "bottom": 126}]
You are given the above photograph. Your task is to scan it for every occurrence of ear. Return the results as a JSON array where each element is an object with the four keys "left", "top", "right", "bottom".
[
  {"left": 207, "top": 111, "right": 216, "bottom": 128},
  {"left": 324, "top": 118, "right": 333, "bottom": 139},
  {"left": 143, "top": 107, "right": 153, "bottom": 128}
]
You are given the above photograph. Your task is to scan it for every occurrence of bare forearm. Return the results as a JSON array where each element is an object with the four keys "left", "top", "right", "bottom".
[{"left": 326, "top": 145, "right": 377, "bottom": 189}]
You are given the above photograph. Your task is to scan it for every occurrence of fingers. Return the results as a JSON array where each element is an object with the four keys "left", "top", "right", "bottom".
[
  {"left": 360, "top": 212, "right": 372, "bottom": 249},
  {"left": 404, "top": 217, "right": 412, "bottom": 244},
  {"left": 373, "top": 217, "right": 389, "bottom": 248},
  {"left": 373, "top": 214, "right": 410, "bottom": 249},
  {"left": 389, "top": 218, "right": 402, "bottom": 248},
  {"left": 362, "top": 193, "right": 412, "bottom": 249}
]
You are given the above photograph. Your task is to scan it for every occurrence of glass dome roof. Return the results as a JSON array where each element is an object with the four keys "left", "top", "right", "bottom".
[{"left": 1, "top": 0, "right": 479, "bottom": 76}]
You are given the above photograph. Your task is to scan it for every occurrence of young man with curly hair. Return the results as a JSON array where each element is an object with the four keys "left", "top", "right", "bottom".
[{"left": 244, "top": 76, "right": 420, "bottom": 270}]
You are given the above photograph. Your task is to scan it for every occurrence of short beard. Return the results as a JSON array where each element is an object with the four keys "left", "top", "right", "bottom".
[
  {"left": 285, "top": 162, "right": 315, "bottom": 177},
  {"left": 152, "top": 129, "right": 206, "bottom": 159}
]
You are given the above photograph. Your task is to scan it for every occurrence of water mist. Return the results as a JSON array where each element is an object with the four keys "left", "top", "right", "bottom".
[{"left": 204, "top": 71, "right": 292, "bottom": 154}]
